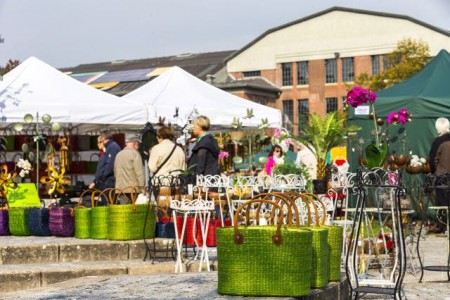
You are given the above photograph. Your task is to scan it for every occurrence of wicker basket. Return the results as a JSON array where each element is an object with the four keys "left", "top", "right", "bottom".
[
  {"left": 27, "top": 207, "right": 51, "bottom": 236},
  {"left": 311, "top": 193, "right": 344, "bottom": 282},
  {"left": 298, "top": 193, "right": 331, "bottom": 288},
  {"left": 89, "top": 189, "right": 110, "bottom": 239},
  {"left": 217, "top": 197, "right": 313, "bottom": 297},
  {"left": 107, "top": 188, "right": 156, "bottom": 241},
  {"left": 74, "top": 206, "right": 91, "bottom": 239},
  {"left": 0, "top": 209, "right": 10, "bottom": 235},
  {"left": 9, "top": 207, "right": 30, "bottom": 236},
  {"left": 49, "top": 207, "right": 75, "bottom": 237}
]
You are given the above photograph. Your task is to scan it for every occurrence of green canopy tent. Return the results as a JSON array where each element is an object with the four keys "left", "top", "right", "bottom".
[
  {"left": 348, "top": 49, "right": 450, "bottom": 167},
  {"left": 347, "top": 49, "right": 450, "bottom": 210}
]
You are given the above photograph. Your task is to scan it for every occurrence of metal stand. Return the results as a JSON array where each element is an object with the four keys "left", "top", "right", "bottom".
[
  {"left": 345, "top": 168, "right": 407, "bottom": 299},
  {"left": 418, "top": 174, "right": 450, "bottom": 282}
]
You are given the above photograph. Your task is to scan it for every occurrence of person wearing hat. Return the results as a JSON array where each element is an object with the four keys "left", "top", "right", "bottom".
[
  {"left": 89, "top": 130, "right": 121, "bottom": 204},
  {"left": 114, "top": 134, "right": 145, "bottom": 203}
]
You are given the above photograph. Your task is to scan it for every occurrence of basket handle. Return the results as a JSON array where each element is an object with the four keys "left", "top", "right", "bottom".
[
  {"left": 302, "top": 193, "right": 327, "bottom": 226},
  {"left": 255, "top": 192, "right": 301, "bottom": 227},
  {"left": 274, "top": 191, "right": 312, "bottom": 227},
  {"left": 233, "top": 198, "right": 286, "bottom": 246}
]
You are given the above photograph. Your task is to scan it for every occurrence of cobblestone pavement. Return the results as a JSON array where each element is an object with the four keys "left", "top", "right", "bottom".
[{"left": 1, "top": 235, "right": 450, "bottom": 299}]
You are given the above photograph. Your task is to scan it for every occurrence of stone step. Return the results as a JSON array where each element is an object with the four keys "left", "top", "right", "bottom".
[
  {"left": 0, "top": 235, "right": 218, "bottom": 293},
  {"left": 0, "top": 236, "right": 178, "bottom": 264},
  {"left": 0, "top": 259, "right": 217, "bottom": 293}
]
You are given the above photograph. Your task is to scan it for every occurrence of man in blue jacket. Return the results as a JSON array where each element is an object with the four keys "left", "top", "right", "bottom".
[{"left": 89, "top": 130, "right": 121, "bottom": 204}]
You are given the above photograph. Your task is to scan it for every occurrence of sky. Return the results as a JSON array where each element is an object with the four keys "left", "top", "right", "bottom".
[{"left": 0, "top": 0, "right": 449, "bottom": 69}]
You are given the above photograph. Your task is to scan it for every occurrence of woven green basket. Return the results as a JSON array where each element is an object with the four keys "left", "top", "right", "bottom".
[
  {"left": 324, "top": 225, "right": 344, "bottom": 281},
  {"left": 308, "top": 226, "right": 330, "bottom": 288},
  {"left": 74, "top": 207, "right": 91, "bottom": 239},
  {"left": 91, "top": 206, "right": 108, "bottom": 239},
  {"left": 217, "top": 226, "right": 313, "bottom": 297},
  {"left": 108, "top": 203, "right": 155, "bottom": 241},
  {"left": 8, "top": 207, "right": 30, "bottom": 236}
]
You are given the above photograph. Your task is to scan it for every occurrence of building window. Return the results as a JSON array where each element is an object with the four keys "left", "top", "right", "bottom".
[
  {"left": 297, "top": 61, "right": 309, "bottom": 85},
  {"left": 281, "top": 63, "right": 293, "bottom": 86},
  {"left": 383, "top": 54, "right": 391, "bottom": 70},
  {"left": 297, "top": 99, "right": 309, "bottom": 123},
  {"left": 342, "top": 57, "right": 354, "bottom": 82},
  {"left": 243, "top": 71, "right": 261, "bottom": 77},
  {"left": 325, "top": 59, "right": 337, "bottom": 83},
  {"left": 372, "top": 55, "right": 380, "bottom": 75},
  {"left": 282, "top": 99, "right": 293, "bottom": 131},
  {"left": 255, "top": 96, "right": 268, "bottom": 105},
  {"left": 326, "top": 97, "right": 338, "bottom": 113}
]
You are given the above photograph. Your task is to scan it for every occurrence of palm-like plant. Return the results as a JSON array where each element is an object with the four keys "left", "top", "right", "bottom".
[{"left": 296, "top": 112, "right": 349, "bottom": 180}]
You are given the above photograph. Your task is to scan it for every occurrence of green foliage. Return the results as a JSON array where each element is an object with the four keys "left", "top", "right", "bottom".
[
  {"left": 0, "top": 59, "right": 20, "bottom": 76},
  {"left": 354, "top": 38, "right": 430, "bottom": 90},
  {"left": 272, "top": 160, "right": 312, "bottom": 192}
]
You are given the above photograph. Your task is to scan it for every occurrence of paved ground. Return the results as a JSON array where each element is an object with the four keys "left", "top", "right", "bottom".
[{"left": 1, "top": 235, "right": 450, "bottom": 299}]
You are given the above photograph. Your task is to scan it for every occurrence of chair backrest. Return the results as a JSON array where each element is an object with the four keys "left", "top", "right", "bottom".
[{"left": 269, "top": 174, "right": 306, "bottom": 192}]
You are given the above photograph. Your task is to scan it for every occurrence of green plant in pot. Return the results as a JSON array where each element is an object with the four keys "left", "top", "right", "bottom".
[
  {"left": 272, "top": 160, "right": 313, "bottom": 192},
  {"left": 295, "top": 111, "right": 358, "bottom": 193}
]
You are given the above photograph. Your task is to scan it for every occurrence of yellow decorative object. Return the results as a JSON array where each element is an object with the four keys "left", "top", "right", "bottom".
[
  {"left": 40, "top": 166, "right": 71, "bottom": 195},
  {"left": 57, "top": 135, "right": 70, "bottom": 169},
  {"left": 0, "top": 164, "right": 18, "bottom": 197}
]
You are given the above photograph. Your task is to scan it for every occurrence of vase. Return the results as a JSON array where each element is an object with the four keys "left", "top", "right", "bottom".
[{"left": 313, "top": 179, "right": 328, "bottom": 194}]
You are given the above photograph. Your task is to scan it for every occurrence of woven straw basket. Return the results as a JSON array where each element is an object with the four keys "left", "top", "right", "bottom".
[
  {"left": 28, "top": 207, "right": 51, "bottom": 236},
  {"left": 9, "top": 207, "right": 30, "bottom": 236},
  {"left": 107, "top": 187, "right": 156, "bottom": 241},
  {"left": 89, "top": 189, "right": 109, "bottom": 239},
  {"left": 0, "top": 209, "right": 10, "bottom": 235},
  {"left": 217, "top": 196, "right": 313, "bottom": 297},
  {"left": 49, "top": 207, "right": 75, "bottom": 237}
]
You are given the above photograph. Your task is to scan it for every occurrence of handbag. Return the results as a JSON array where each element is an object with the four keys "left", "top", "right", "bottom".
[{"left": 217, "top": 196, "right": 313, "bottom": 297}]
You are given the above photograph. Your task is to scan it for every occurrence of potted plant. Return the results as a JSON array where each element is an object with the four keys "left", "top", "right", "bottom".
[{"left": 295, "top": 111, "right": 356, "bottom": 193}]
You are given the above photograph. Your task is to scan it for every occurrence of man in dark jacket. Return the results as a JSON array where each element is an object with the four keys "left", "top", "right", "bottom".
[
  {"left": 428, "top": 117, "right": 450, "bottom": 233},
  {"left": 89, "top": 130, "right": 121, "bottom": 203},
  {"left": 188, "top": 115, "right": 220, "bottom": 177}
]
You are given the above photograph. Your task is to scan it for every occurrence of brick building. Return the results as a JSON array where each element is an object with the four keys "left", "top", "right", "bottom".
[{"left": 225, "top": 7, "right": 450, "bottom": 133}]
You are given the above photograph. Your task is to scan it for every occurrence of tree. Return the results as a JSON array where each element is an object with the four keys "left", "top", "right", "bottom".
[
  {"left": 354, "top": 38, "right": 430, "bottom": 90},
  {"left": 0, "top": 59, "right": 20, "bottom": 76}
]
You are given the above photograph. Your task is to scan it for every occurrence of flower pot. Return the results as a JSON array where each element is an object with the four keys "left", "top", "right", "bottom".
[
  {"left": 394, "top": 154, "right": 408, "bottom": 166},
  {"left": 313, "top": 179, "right": 328, "bottom": 194}
]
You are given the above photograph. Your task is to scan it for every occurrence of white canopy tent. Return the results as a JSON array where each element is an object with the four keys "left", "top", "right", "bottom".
[
  {"left": 123, "top": 66, "right": 282, "bottom": 129},
  {"left": 0, "top": 57, "right": 148, "bottom": 134}
]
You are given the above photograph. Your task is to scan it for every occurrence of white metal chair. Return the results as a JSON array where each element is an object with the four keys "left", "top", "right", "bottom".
[{"left": 196, "top": 174, "right": 233, "bottom": 225}]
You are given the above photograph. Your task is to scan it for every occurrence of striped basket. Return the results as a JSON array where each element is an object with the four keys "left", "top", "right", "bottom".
[
  {"left": 107, "top": 187, "right": 156, "bottom": 241},
  {"left": 49, "top": 207, "right": 75, "bottom": 237},
  {"left": 8, "top": 207, "right": 30, "bottom": 236},
  {"left": 0, "top": 209, "right": 10, "bottom": 236},
  {"left": 217, "top": 197, "right": 313, "bottom": 297},
  {"left": 27, "top": 207, "right": 51, "bottom": 236}
]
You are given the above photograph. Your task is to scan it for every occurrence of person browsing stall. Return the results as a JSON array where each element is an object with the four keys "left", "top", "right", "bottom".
[
  {"left": 265, "top": 144, "right": 284, "bottom": 176},
  {"left": 89, "top": 130, "right": 121, "bottom": 191},
  {"left": 148, "top": 126, "right": 186, "bottom": 177},
  {"left": 188, "top": 115, "right": 221, "bottom": 177},
  {"left": 114, "top": 135, "right": 145, "bottom": 202}
]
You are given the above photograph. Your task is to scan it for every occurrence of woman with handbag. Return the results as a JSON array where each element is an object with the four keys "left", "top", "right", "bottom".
[{"left": 148, "top": 126, "right": 186, "bottom": 177}]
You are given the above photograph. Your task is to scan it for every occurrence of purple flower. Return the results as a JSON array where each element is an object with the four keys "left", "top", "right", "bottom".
[
  {"left": 218, "top": 151, "right": 229, "bottom": 159},
  {"left": 346, "top": 86, "right": 377, "bottom": 108},
  {"left": 367, "top": 90, "right": 377, "bottom": 104},
  {"left": 386, "top": 112, "right": 398, "bottom": 124},
  {"left": 397, "top": 108, "right": 410, "bottom": 124}
]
